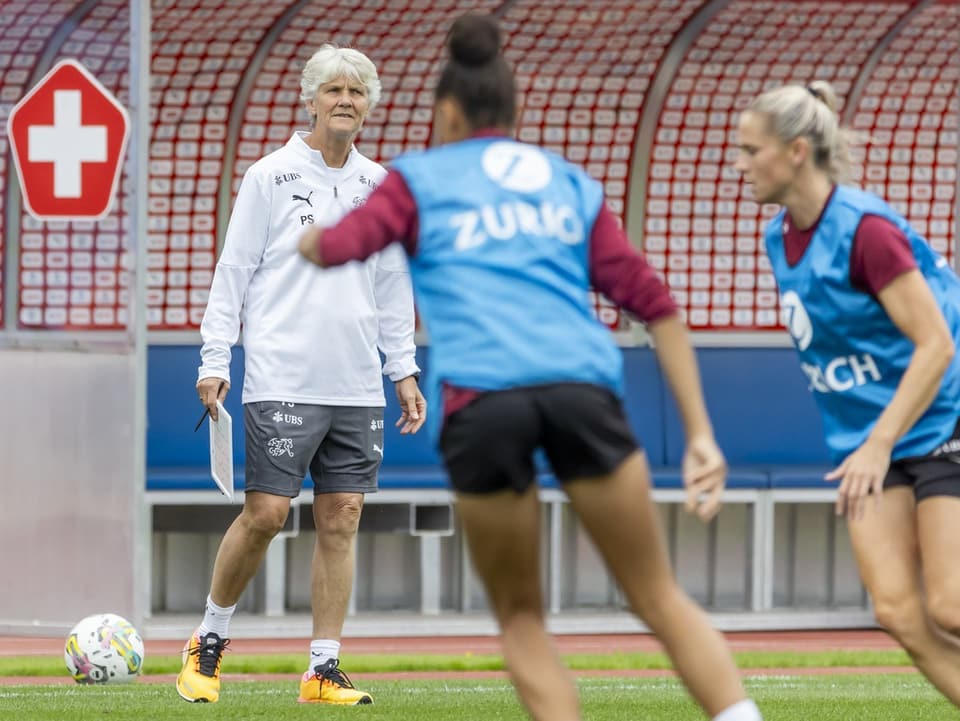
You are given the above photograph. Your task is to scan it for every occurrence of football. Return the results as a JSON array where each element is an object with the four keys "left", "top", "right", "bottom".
[{"left": 64, "top": 613, "right": 145, "bottom": 684}]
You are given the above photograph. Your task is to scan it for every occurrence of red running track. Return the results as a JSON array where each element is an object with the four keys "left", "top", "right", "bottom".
[{"left": 0, "top": 629, "right": 911, "bottom": 685}]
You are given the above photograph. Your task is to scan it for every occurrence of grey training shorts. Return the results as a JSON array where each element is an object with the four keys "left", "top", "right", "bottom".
[{"left": 244, "top": 401, "right": 384, "bottom": 497}]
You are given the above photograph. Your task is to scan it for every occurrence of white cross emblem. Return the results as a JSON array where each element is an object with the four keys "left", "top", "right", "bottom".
[{"left": 28, "top": 90, "right": 107, "bottom": 198}]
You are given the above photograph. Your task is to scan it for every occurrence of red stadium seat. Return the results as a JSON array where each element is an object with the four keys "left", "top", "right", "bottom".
[
  {"left": 644, "top": 0, "right": 917, "bottom": 333},
  {"left": 852, "top": 1, "right": 959, "bottom": 260},
  {"left": 1, "top": 0, "right": 82, "bottom": 328}
]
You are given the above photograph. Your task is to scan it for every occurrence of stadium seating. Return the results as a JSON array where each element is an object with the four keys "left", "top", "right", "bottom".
[
  {"left": 14, "top": 0, "right": 132, "bottom": 329},
  {"left": 501, "top": 0, "right": 708, "bottom": 330},
  {"left": 850, "top": 0, "right": 959, "bottom": 261},
  {"left": 148, "top": 1, "right": 292, "bottom": 329},
  {"left": 0, "top": 0, "right": 88, "bottom": 328},
  {"left": 642, "top": 0, "right": 915, "bottom": 333}
]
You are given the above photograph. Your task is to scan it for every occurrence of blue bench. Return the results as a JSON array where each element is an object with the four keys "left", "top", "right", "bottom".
[
  {"left": 147, "top": 345, "right": 247, "bottom": 493},
  {"left": 147, "top": 345, "right": 449, "bottom": 494},
  {"left": 661, "top": 347, "right": 831, "bottom": 489},
  {"left": 148, "top": 345, "right": 832, "bottom": 495}
]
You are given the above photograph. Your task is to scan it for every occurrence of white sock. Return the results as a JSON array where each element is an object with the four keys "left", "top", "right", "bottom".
[
  {"left": 309, "top": 639, "right": 341, "bottom": 670},
  {"left": 713, "top": 699, "right": 762, "bottom": 721},
  {"left": 198, "top": 595, "right": 236, "bottom": 639}
]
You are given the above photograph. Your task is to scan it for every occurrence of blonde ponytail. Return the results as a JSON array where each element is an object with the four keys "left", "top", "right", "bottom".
[{"left": 748, "top": 82, "right": 861, "bottom": 184}]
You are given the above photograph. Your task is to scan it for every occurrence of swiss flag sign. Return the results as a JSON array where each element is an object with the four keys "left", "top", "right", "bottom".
[{"left": 7, "top": 58, "right": 130, "bottom": 222}]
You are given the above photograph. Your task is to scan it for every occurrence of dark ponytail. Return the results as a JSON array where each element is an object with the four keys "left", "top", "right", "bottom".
[{"left": 436, "top": 13, "right": 516, "bottom": 131}]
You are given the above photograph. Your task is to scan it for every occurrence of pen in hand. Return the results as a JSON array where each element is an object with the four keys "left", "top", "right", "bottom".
[{"left": 194, "top": 380, "right": 226, "bottom": 432}]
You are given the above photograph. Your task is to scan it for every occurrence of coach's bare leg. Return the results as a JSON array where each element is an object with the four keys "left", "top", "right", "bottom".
[
  {"left": 850, "top": 487, "right": 960, "bottom": 706},
  {"left": 456, "top": 486, "right": 581, "bottom": 721},
  {"left": 311, "top": 492, "right": 364, "bottom": 638},
  {"left": 209, "top": 491, "right": 292, "bottom": 606},
  {"left": 564, "top": 452, "right": 748, "bottom": 718}
]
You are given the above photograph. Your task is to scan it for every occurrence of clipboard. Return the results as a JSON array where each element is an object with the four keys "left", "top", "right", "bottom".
[{"left": 208, "top": 401, "right": 234, "bottom": 500}]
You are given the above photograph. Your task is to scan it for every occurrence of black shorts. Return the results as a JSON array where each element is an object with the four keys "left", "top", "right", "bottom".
[
  {"left": 885, "top": 420, "right": 960, "bottom": 502},
  {"left": 439, "top": 383, "right": 639, "bottom": 495}
]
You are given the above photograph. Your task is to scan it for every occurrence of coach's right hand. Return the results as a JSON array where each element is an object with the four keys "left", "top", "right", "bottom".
[{"left": 197, "top": 377, "right": 230, "bottom": 421}]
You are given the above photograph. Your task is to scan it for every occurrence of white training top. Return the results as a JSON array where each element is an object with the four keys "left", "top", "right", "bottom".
[{"left": 198, "top": 132, "right": 419, "bottom": 406}]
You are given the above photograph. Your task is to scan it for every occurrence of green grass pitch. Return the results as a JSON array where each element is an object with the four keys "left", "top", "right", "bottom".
[
  {"left": 0, "top": 648, "right": 950, "bottom": 720},
  {"left": 0, "top": 675, "right": 951, "bottom": 721}
]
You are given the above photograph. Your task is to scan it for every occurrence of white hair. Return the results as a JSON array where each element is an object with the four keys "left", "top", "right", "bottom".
[
  {"left": 747, "top": 81, "right": 860, "bottom": 184},
  {"left": 299, "top": 44, "right": 382, "bottom": 110}
]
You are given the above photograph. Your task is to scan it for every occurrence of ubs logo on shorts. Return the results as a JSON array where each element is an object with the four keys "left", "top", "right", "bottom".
[
  {"left": 272, "top": 411, "right": 303, "bottom": 425},
  {"left": 370, "top": 419, "right": 384, "bottom": 431},
  {"left": 267, "top": 438, "right": 294, "bottom": 457}
]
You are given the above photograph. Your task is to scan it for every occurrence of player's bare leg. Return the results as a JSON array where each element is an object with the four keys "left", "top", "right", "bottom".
[
  {"left": 456, "top": 486, "right": 582, "bottom": 721},
  {"left": 850, "top": 488, "right": 960, "bottom": 707},
  {"left": 565, "top": 452, "right": 755, "bottom": 719}
]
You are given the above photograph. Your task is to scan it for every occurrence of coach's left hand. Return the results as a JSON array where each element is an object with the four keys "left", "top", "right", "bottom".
[{"left": 395, "top": 376, "right": 426, "bottom": 434}]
